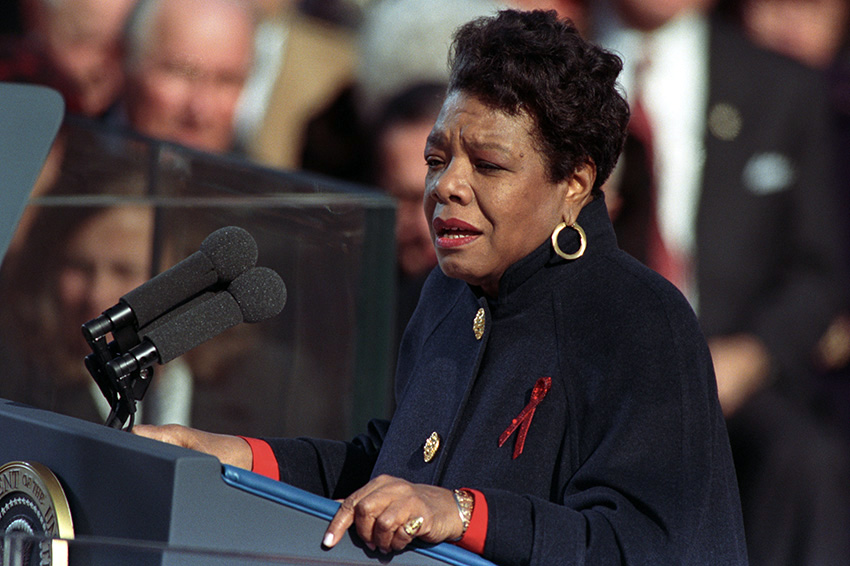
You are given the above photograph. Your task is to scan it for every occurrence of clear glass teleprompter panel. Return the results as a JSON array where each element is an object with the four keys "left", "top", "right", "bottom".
[{"left": 0, "top": 117, "right": 396, "bottom": 440}]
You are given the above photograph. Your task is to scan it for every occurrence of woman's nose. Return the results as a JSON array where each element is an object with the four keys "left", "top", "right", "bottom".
[
  {"left": 428, "top": 159, "right": 473, "bottom": 205},
  {"left": 85, "top": 273, "right": 119, "bottom": 319}
]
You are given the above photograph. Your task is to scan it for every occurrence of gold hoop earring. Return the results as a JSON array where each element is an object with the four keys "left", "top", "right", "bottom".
[{"left": 551, "top": 221, "right": 586, "bottom": 260}]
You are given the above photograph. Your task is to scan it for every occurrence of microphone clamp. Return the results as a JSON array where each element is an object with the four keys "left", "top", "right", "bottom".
[
  {"left": 105, "top": 340, "right": 159, "bottom": 385},
  {"left": 82, "top": 302, "right": 137, "bottom": 344}
]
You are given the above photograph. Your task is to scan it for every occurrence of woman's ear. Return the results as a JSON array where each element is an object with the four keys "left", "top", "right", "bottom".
[{"left": 561, "top": 159, "right": 597, "bottom": 224}]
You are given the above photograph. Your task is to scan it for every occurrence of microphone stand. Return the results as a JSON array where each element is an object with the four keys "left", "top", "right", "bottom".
[
  {"left": 82, "top": 321, "right": 152, "bottom": 431},
  {"left": 102, "top": 368, "right": 153, "bottom": 430}
]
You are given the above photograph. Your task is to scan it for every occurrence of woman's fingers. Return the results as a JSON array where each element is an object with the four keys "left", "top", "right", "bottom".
[
  {"left": 360, "top": 494, "right": 418, "bottom": 553},
  {"left": 133, "top": 423, "right": 194, "bottom": 446},
  {"left": 321, "top": 475, "right": 461, "bottom": 554},
  {"left": 323, "top": 475, "right": 396, "bottom": 551},
  {"left": 322, "top": 496, "right": 357, "bottom": 549},
  {"left": 132, "top": 424, "right": 252, "bottom": 469}
]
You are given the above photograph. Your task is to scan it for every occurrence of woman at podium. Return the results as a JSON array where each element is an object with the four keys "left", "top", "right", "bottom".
[{"left": 136, "top": 9, "right": 748, "bottom": 564}]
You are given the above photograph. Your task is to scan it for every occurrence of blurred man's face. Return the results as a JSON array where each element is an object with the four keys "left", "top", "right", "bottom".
[
  {"left": 126, "top": 0, "right": 254, "bottom": 153},
  {"left": 38, "top": 0, "right": 137, "bottom": 115},
  {"left": 379, "top": 120, "right": 438, "bottom": 278},
  {"left": 614, "top": 0, "right": 716, "bottom": 30},
  {"left": 741, "top": 0, "right": 848, "bottom": 69},
  {"left": 508, "top": 1, "right": 588, "bottom": 33}
]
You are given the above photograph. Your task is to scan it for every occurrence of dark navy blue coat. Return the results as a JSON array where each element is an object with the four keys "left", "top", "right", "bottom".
[{"left": 265, "top": 196, "right": 748, "bottom": 565}]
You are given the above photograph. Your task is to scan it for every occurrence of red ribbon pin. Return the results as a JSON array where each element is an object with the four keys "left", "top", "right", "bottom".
[{"left": 498, "top": 377, "right": 552, "bottom": 459}]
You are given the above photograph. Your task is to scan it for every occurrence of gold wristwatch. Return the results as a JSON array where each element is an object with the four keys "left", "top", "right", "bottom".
[{"left": 453, "top": 488, "right": 474, "bottom": 537}]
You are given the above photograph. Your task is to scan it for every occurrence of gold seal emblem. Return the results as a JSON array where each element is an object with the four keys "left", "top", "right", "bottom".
[
  {"left": 423, "top": 432, "right": 441, "bottom": 462},
  {"left": 473, "top": 308, "right": 485, "bottom": 340},
  {"left": 0, "top": 461, "right": 74, "bottom": 566}
]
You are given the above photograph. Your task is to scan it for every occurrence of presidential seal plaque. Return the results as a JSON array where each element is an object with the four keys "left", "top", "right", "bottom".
[{"left": 0, "top": 461, "right": 73, "bottom": 566}]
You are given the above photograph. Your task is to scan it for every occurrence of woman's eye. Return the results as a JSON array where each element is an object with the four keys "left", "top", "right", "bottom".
[
  {"left": 425, "top": 156, "right": 444, "bottom": 168},
  {"left": 475, "top": 161, "right": 501, "bottom": 172}
]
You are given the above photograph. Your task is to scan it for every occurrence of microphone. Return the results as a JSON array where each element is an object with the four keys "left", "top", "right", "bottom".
[
  {"left": 82, "top": 226, "right": 258, "bottom": 343},
  {"left": 105, "top": 267, "right": 286, "bottom": 382}
]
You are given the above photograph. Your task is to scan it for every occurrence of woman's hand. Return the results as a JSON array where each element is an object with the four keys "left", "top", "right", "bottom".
[
  {"left": 322, "top": 475, "right": 464, "bottom": 554},
  {"left": 132, "top": 424, "right": 253, "bottom": 470}
]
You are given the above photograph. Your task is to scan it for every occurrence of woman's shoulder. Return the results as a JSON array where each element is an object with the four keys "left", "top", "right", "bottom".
[
  {"left": 568, "top": 248, "right": 703, "bottom": 343},
  {"left": 552, "top": 249, "right": 714, "bottom": 397}
]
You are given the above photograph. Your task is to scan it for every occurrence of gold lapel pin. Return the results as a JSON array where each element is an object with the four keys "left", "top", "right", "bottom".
[
  {"left": 473, "top": 308, "right": 485, "bottom": 340},
  {"left": 423, "top": 431, "right": 441, "bottom": 462}
]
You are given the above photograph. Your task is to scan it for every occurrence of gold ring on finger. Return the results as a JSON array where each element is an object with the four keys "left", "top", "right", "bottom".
[{"left": 403, "top": 516, "right": 424, "bottom": 537}]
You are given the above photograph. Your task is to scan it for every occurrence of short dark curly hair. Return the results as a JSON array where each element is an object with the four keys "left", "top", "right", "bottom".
[{"left": 448, "top": 9, "right": 629, "bottom": 191}]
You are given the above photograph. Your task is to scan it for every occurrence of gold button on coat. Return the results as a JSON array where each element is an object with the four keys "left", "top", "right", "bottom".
[
  {"left": 473, "top": 308, "right": 485, "bottom": 340},
  {"left": 423, "top": 431, "right": 441, "bottom": 462}
]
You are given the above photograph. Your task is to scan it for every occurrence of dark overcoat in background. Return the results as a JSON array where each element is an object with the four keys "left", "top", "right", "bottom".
[{"left": 612, "top": 16, "right": 850, "bottom": 565}]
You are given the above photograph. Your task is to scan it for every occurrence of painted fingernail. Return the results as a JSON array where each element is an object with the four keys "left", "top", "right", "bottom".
[
  {"left": 366, "top": 542, "right": 376, "bottom": 551},
  {"left": 322, "top": 533, "right": 334, "bottom": 547}
]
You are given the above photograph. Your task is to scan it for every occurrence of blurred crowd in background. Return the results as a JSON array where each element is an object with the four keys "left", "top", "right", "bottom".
[{"left": 1, "top": 0, "right": 850, "bottom": 564}]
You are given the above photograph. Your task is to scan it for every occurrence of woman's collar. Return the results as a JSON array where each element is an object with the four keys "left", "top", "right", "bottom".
[{"left": 478, "top": 195, "right": 616, "bottom": 304}]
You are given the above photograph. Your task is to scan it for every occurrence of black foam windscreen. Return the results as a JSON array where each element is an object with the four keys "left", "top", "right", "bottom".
[
  {"left": 228, "top": 266, "right": 287, "bottom": 323},
  {"left": 135, "top": 266, "right": 285, "bottom": 364},
  {"left": 199, "top": 226, "right": 258, "bottom": 282},
  {"left": 120, "top": 226, "right": 258, "bottom": 328},
  {"left": 139, "top": 292, "right": 243, "bottom": 364},
  {"left": 122, "top": 252, "right": 217, "bottom": 328}
]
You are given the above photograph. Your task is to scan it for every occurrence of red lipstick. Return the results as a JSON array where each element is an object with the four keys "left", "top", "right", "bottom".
[{"left": 433, "top": 217, "right": 481, "bottom": 249}]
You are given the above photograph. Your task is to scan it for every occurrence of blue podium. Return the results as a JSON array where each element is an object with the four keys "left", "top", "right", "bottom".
[{"left": 0, "top": 399, "right": 495, "bottom": 565}]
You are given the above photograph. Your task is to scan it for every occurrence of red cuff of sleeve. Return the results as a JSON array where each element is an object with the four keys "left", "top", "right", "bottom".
[
  {"left": 454, "top": 488, "right": 487, "bottom": 555},
  {"left": 238, "top": 436, "right": 279, "bottom": 481}
]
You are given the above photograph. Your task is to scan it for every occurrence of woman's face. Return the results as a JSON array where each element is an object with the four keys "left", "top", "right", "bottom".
[
  {"left": 57, "top": 206, "right": 153, "bottom": 354},
  {"left": 423, "top": 91, "right": 571, "bottom": 296}
]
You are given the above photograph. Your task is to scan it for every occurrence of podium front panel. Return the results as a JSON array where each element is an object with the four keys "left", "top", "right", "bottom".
[{"left": 0, "top": 399, "right": 494, "bottom": 565}]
